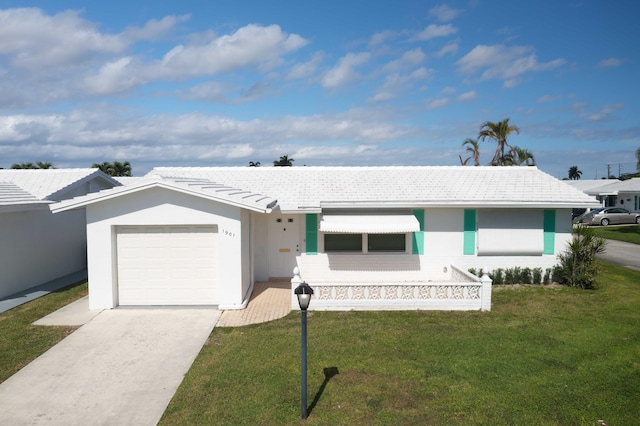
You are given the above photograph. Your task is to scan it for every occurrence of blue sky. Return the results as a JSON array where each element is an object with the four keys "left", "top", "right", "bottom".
[{"left": 0, "top": 0, "right": 638, "bottom": 178}]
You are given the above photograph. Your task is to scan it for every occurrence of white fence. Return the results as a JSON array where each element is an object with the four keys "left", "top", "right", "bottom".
[{"left": 291, "top": 264, "right": 492, "bottom": 311}]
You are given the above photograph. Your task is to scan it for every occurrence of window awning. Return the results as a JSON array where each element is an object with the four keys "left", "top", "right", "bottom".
[{"left": 319, "top": 214, "right": 420, "bottom": 234}]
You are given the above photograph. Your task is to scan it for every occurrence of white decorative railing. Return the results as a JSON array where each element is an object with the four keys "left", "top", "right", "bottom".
[{"left": 291, "top": 264, "right": 492, "bottom": 311}]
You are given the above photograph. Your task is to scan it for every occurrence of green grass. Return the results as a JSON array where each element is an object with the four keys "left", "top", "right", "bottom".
[
  {"left": 590, "top": 225, "right": 640, "bottom": 245},
  {"left": 0, "top": 282, "right": 87, "bottom": 384},
  {"left": 161, "top": 263, "right": 640, "bottom": 425}
]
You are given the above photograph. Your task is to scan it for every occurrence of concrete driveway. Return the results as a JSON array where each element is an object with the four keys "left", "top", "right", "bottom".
[
  {"left": 596, "top": 239, "right": 640, "bottom": 271},
  {"left": 0, "top": 308, "right": 220, "bottom": 425}
]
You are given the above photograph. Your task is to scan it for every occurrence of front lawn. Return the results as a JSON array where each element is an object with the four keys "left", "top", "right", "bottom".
[
  {"left": 0, "top": 282, "right": 87, "bottom": 384},
  {"left": 161, "top": 262, "right": 640, "bottom": 425},
  {"left": 590, "top": 225, "right": 640, "bottom": 245}
]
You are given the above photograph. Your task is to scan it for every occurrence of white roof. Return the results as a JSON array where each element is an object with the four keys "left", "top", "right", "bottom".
[
  {"left": 0, "top": 181, "right": 51, "bottom": 212},
  {"left": 147, "top": 166, "right": 599, "bottom": 211},
  {"left": 566, "top": 178, "right": 640, "bottom": 196},
  {"left": 52, "top": 176, "right": 277, "bottom": 214},
  {"left": 320, "top": 214, "right": 420, "bottom": 233},
  {"left": 0, "top": 169, "right": 120, "bottom": 201}
]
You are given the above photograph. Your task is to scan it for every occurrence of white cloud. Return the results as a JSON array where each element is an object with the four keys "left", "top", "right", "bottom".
[
  {"left": 537, "top": 94, "right": 562, "bottom": 104},
  {"left": 587, "top": 103, "right": 625, "bottom": 122},
  {"left": 437, "top": 41, "right": 458, "bottom": 57},
  {"left": 0, "top": 8, "right": 126, "bottom": 69},
  {"left": 413, "top": 24, "right": 457, "bottom": 41},
  {"left": 321, "top": 52, "right": 370, "bottom": 89},
  {"left": 598, "top": 57, "right": 622, "bottom": 67},
  {"left": 369, "top": 30, "right": 398, "bottom": 46},
  {"left": 152, "top": 24, "right": 308, "bottom": 79},
  {"left": 287, "top": 52, "right": 324, "bottom": 79},
  {"left": 370, "top": 67, "right": 431, "bottom": 102},
  {"left": 425, "top": 98, "right": 451, "bottom": 110},
  {"left": 457, "top": 90, "right": 477, "bottom": 102},
  {"left": 123, "top": 15, "right": 190, "bottom": 41},
  {"left": 429, "top": 5, "right": 462, "bottom": 22},
  {"left": 381, "top": 48, "right": 425, "bottom": 73},
  {"left": 456, "top": 44, "right": 565, "bottom": 87},
  {"left": 84, "top": 57, "right": 144, "bottom": 95}
]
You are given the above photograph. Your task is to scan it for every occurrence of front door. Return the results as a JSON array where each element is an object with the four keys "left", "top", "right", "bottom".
[{"left": 268, "top": 215, "right": 301, "bottom": 278}]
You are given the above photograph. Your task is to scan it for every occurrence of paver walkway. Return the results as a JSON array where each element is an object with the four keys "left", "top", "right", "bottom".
[{"left": 217, "top": 280, "right": 292, "bottom": 326}]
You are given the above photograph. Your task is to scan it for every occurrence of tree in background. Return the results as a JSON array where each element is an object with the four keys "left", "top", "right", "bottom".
[
  {"left": 478, "top": 118, "right": 521, "bottom": 166},
  {"left": 249, "top": 161, "right": 261, "bottom": 167},
  {"left": 568, "top": 166, "right": 582, "bottom": 180},
  {"left": 11, "top": 161, "right": 54, "bottom": 169},
  {"left": 636, "top": 147, "right": 640, "bottom": 171},
  {"left": 460, "top": 138, "right": 480, "bottom": 166},
  {"left": 92, "top": 161, "right": 132, "bottom": 177},
  {"left": 510, "top": 146, "right": 536, "bottom": 166},
  {"left": 273, "top": 155, "right": 294, "bottom": 166}
]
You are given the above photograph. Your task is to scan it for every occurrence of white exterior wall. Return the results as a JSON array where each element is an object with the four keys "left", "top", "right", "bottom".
[
  {"left": 298, "top": 208, "right": 573, "bottom": 290},
  {"left": 85, "top": 187, "right": 245, "bottom": 310},
  {"left": 0, "top": 208, "right": 87, "bottom": 299},
  {"left": 252, "top": 213, "right": 270, "bottom": 281}
]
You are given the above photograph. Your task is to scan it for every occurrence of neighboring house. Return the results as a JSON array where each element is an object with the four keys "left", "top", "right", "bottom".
[
  {"left": 0, "top": 169, "right": 120, "bottom": 300},
  {"left": 566, "top": 178, "right": 640, "bottom": 212},
  {"left": 52, "top": 166, "right": 598, "bottom": 312}
]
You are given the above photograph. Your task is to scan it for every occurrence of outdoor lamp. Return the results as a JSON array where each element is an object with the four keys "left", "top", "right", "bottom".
[
  {"left": 295, "top": 282, "right": 314, "bottom": 310},
  {"left": 294, "top": 281, "right": 313, "bottom": 420}
]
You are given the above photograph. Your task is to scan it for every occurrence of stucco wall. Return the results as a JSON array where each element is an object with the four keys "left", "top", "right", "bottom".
[
  {"left": 252, "top": 213, "right": 270, "bottom": 281},
  {"left": 85, "top": 187, "right": 245, "bottom": 309},
  {"left": 300, "top": 208, "right": 573, "bottom": 284},
  {"left": 0, "top": 208, "right": 87, "bottom": 299}
]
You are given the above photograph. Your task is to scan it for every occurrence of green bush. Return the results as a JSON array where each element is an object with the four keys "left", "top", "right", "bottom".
[
  {"left": 554, "top": 225, "right": 606, "bottom": 289},
  {"left": 520, "top": 267, "right": 532, "bottom": 284},
  {"left": 491, "top": 268, "right": 504, "bottom": 285},
  {"left": 532, "top": 268, "right": 542, "bottom": 284},
  {"left": 543, "top": 268, "right": 552, "bottom": 284}
]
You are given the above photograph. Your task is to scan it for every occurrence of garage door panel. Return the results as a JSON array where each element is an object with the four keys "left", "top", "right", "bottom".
[{"left": 116, "top": 225, "right": 219, "bottom": 306}]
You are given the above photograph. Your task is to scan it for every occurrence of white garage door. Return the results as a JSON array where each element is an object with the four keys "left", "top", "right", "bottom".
[{"left": 116, "top": 225, "right": 219, "bottom": 306}]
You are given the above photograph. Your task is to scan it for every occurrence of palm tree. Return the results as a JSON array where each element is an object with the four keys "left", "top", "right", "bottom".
[
  {"left": 458, "top": 155, "right": 470, "bottom": 166},
  {"left": 11, "top": 161, "right": 54, "bottom": 169},
  {"left": 636, "top": 147, "right": 640, "bottom": 172},
  {"left": 92, "top": 161, "right": 132, "bottom": 177},
  {"left": 461, "top": 138, "right": 480, "bottom": 166},
  {"left": 512, "top": 146, "right": 536, "bottom": 166},
  {"left": 478, "top": 118, "right": 520, "bottom": 166},
  {"left": 249, "top": 161, "right": 261, "bottom": 167},
  {"left": 273, "top": 155, "right": 294, "bottom": 167},
  {"left": 568, "top": 166, "right": 582, "bottom": 180}
]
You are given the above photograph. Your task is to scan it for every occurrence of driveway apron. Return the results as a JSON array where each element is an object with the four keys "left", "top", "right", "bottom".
[
  {"left": 596, "top": 239, "right": 640, "bottom": 271},
  {"left": 0, "top": 308, "right": 220, "bottom": 426}
]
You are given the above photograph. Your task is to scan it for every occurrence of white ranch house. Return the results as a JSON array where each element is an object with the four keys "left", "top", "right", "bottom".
[
  {"left": 52, "top": 166, "right": 599, "bottom": 312},
  {"left": 0, "top": 169, "right": 119, "bottom": 301}
]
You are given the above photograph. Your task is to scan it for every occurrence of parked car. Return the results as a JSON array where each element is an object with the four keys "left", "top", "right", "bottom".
[{"left": 577, "top": 207, "right": 640, "bottom": 226}]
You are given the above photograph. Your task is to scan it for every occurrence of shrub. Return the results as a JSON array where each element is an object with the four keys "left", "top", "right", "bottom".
[
  {"left": 520, "top": 267, "right": 532, "bottom": 284},
  {"left": 543, "top": 268, "right": 552, "bottom": 284},
  {"left": 554, "top": 225, "right": 606, "bottom": 289},
  {"left": 491, "top": 268, "right": 504, "bottom": 285},
  {"left": 532, "top": 268, "right": 542, "bottom": 285}
]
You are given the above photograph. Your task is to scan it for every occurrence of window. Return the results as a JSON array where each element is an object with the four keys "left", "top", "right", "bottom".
[
  {"left": 324, "top": 234, "right": 362, "bottom": 251},
  {"left": 324, "top": 233, "right": 407, "bottom": 253},
  {"left": 368, "top": 234, "right": 405, "bottom": 252}
]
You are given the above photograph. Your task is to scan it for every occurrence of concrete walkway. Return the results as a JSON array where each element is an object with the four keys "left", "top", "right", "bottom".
[
  {"left": 0, "top": 308, "right": 220, "bottom": 426},
  {"left": 596, "top": 239, "right": 640, "bottom": 271},
  {"left": 0, "top": 281, "right": 291, "bottom": 425}
]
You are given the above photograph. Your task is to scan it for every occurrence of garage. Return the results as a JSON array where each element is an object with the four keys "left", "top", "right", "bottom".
[{"left": 116, "top": 225, "right": 219, "bottom": 306}]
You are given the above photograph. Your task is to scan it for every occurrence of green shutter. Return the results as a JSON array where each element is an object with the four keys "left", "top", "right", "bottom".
[
  {"left": 305, "top": 214, "right": 318, "bottom": 255},
  {"left": 543, "top": 210, "right": 555, "bottom": 255},
  {"left": 412, "top": 209, "right": 425, "bottom": 255},
  {"left": 463, "top": 210, "right": 476, "bottom": 255}
]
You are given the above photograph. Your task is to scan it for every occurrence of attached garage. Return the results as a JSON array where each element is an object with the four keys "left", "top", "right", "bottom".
[{"left": 116, "top": 225, "right": 219, "bottom": 306}]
